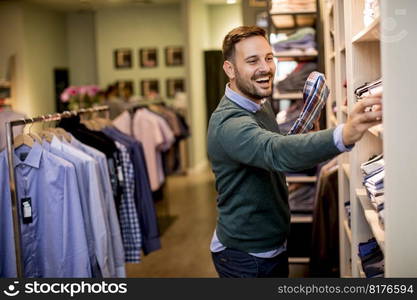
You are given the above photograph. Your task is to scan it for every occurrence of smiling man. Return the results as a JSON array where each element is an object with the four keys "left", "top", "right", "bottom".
[{"left": 207, "top": 26, "right": 382, "bottom": 278}]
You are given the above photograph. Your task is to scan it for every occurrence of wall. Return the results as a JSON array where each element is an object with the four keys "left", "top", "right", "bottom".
[
  {"left": 21, "top": 4, "right": 68, "bottom": 116},
  {"left": 95, "top": 4, "right": 185, "bottom": 98},
  {"left": 0, "top": 2, "right": 68, "bottom": 117},
  {"left": 183, "top": 0, "right": 210, "bottom": 171},
  {"left": 208, "top": 4, "right": 243, "bottom": 49},
  {"left": 67, "top": 12, "right": 97, "bottom": 86},
  {"left": 0, "top": 2, "right": 25, "bottom": 108}
]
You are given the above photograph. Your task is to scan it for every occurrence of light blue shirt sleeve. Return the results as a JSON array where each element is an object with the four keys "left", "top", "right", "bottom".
[{"left": 333, "top": 124, "right": 354, "bottom": 152}]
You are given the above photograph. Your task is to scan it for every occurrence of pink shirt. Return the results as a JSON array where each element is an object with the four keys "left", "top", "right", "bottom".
[{"left": 113, "top": 109, "right": 175, "bottom": 191}]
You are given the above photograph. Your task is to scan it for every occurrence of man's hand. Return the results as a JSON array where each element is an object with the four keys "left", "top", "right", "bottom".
[{"left": 342, "top": 92, "right": 382, "bottom": 146}]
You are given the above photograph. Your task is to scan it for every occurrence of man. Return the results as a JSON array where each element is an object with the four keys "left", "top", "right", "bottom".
[{"left": 207, "top": 26, "right": 382, "bottom": 278}]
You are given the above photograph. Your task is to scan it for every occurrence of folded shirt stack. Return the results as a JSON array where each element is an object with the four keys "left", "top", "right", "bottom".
[
  {"left": 361, "top": 154, "right": 384, "bottom": 208},
  {"left": 361, "top": 154, "right": 385, "bottom": 228},
  {"left": 276, "top": 62, "right": 318, "bottom": 93},
  {"left": 272, "top": 27, "right": 317, "bottom": 56},
  {"left": 270, "top": 0, "right": 316, "bottom": 14},
  {"left": 364, "top": 0, "right": 380, "bottom": 27},
  {"left": 355, "top": 78, "right": 382, "bottom": 99},
  {"left": 358, "top": 238, "right": 384, "bottom": 278},
  {"left": 288, "top": 183, "right": 316, "bottom": 213}
]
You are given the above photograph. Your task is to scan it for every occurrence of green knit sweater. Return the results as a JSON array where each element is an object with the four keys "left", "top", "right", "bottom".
[{"left": 207, "top": 96, "right": 341, "bottom": 253}]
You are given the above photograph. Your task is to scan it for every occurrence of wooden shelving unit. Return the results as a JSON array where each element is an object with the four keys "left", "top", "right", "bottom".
[
  {"left": 286, "top": 176, "right": 317, "bottom": 183},
  {"left": 267, "top": 0, "right": 321, "bottom": 268},
  {"left": 356, "top": 189, "right": 385, "bottom": 252},
  {"left": 273, "top": 92, "right": 303, "bottom": 100},
  {"left": 322, "top": 0, "right": 417, "bottom": 277}
]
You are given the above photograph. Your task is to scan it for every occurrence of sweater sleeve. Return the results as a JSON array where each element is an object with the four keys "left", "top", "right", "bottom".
[{"left": 217, "top": 114, "right": 341, "bottom": 172}]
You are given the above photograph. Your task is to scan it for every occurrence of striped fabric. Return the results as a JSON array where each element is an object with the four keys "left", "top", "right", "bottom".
[{"left": 288, "top": 71, "right": 329, "bottom": 134}]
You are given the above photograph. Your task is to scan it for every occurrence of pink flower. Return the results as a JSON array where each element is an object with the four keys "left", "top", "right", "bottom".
[
  {"left": 60, "top": 92, "right": 70, "bottom": 102},
  {"left": 87, "top": 85, "right": 100, "bottom": 97},
  {"left": 61, "top": 86, "right": 78, "bottom": 102},
  {"left": 78, "top": 86, "right": 89, "bottom": 96}
]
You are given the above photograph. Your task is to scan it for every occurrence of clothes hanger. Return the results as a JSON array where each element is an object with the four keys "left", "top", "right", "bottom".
[
  {"left": 27, "top": 121, "right": 42, "bottom": 143},
  {"left": 54, "top": 128, "right": 71, "bottom": 142},
  {"left": 13, "top": 119, "right": 34, "bottom": 148},
  {"left": 39, "top": 116, "right": 55, "bottom": 143}
]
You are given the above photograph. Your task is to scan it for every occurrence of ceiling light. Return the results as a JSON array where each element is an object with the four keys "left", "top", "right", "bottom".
[{"left": 227, "top": 0, "right": 237, "bottom": 4}]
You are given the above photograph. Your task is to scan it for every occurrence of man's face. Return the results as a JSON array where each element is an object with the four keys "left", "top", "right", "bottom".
[{"left": 229, "top": 36, "right": 276, "bottom": 101}]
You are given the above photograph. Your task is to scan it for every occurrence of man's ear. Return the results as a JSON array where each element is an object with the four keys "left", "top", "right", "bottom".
[{"left": 223, "top": 60, "right": 235, "bottom": 80}]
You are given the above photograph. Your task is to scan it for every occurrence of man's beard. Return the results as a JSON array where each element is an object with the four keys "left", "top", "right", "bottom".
[{"left": 235, "top": 68, "right": 273, "bottom": 100}]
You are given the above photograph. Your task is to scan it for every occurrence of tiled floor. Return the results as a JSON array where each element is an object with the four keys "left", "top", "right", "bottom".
[
  {"left": 126, "top": 169, "right": 309, "bottom": 278},
  {"left": 126, "top": 169, "right": 218, "bottom": 277}
]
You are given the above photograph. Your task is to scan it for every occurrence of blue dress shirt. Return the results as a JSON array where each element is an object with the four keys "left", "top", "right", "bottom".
[
  {"left": 0, "top": 143, "right": 91, "bottom": 277},
  {"left": 67, "top": 135, "right": 126, "bottom": 278},
  {"left": 43, "top": 137, "right": 107, "bottom": 278}
]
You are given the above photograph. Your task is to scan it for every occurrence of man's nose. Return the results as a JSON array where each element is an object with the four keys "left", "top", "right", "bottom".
[{"left": 259, "top": 60, "right": 271, "bottom": 73}]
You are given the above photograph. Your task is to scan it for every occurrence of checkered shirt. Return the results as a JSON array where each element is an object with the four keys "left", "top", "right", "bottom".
[
  {"left": 288, "top": 71, "right": 329, "bottom": 134},
  {"left": 115, "top": 141, "right": 142, "bottom": 263}
]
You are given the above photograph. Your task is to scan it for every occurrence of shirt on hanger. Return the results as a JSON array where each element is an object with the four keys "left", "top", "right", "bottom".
[
  {"left": 60, "top": 134, "right": 126, "bottom": 277},
  {"left": 115, "top": 141, "right": 142, "bottom": 263},
  {"left": 0, "top": 143, "right": 91, "bottom": 277},
  {"left": 103, "top": 127, "right": 161, "bottom": 255}
]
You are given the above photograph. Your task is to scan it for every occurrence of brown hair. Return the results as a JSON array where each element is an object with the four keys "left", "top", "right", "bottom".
[{"left": 222, "top": 26, "right": 267, "bottom": 61}]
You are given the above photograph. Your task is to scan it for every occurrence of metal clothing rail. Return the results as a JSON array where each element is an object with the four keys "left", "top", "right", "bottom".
[{"left": 4, "top": 105, "right": 109, "bottom": 278}]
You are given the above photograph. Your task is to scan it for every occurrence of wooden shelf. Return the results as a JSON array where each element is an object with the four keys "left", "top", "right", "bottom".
[
  {"left": 270, "top": 10, "right": 317, "bottom": 16},
  {"left": 342, "top": 163, "right": 350, "bottom": 179},
  {"left": 329, "top": 113, "right": 337, "bottom": 126},
  {"left": 356, "top": 189, "right": 385, "bottom": 253},
  {"left": 340, "top": 44, "right": 346, "bottom": 52},
  {"left": 273, "top": 92, "right": 303, "bottom": 100},
  {"left": 327, "top": 1, "right": 334, "bottom": 16},
  {"left": 368, "top": 124, "right": 383, "bottom": 139},
  {"left": 289, "top": 257, "right": 310, "bottom": 264},
  {"left": 357, "top": 259, "right": 366, "bottom": 278},
  {"left": 330, "top": 51, "right": 336, "bottom": 60},
  {"left": 344, "top": 219, "right": 352, "bottom": 244},
  {"left": 274, "top": 50, "right": 318, "bottom": 59},
  {"left": 286, "top": 176, "right": 317, "bottom": 183},
  {"left": 341, "top": 105, "right": 348, "bottom": 114},
  {"left": 291, "top": 215, "right": 313, "bottom": 223},
  {"left": 352, "top": 16, "right": 380, "bottom": 43}
]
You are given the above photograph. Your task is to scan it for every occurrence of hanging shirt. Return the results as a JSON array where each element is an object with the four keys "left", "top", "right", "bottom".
[
  {"left": 115, "top": 141, "right": 142, "bottom": 262},
  {"left": 132, "top": 109, "right": 175, "bottom": 191},
  {"left": 64, "top": 134, "right": 126, "bottom": 277},
  {"left": 0, "top": 143, "right": 91, "bottom": 277},
  {"left": 103, "top": 127, "right": 161, "bottom": 255},
  {"left": 43, "top": 137, "right": 109, "bottom": 278}
]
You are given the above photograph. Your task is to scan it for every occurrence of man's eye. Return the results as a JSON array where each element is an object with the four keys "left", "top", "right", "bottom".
[
  {"left": 248, "top": 60, "right": 256, "bottom": 64},
  {"left": 266, "top": 57, "right": 273, "bottom": 61}
]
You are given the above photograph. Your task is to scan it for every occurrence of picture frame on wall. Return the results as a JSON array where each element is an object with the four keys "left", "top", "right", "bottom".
[
  {"left": 116, "top": 80, "right": 134, "bottom": 95},
  {"left": 165, "top": 46, "right": 183, "bottom": 66},
  {"left": 114, "top": 48, "right": 132, "bottom": 69},
  {"left": 249, "top": 0, "right": 267, "bottom": 7},
  {"left": 139, "top": 48, "right": 158, "bottom": 68},
  {"left": 140, "top": 79, "right": 160, "bottom": 98},
  {"left": 166, "top": 78, "right": 185, "bottom": 98}
]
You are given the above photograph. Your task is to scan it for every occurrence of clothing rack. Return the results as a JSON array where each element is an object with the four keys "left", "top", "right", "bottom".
[{"left": 5, "top": 105, "right": 109, "bottom": 278}]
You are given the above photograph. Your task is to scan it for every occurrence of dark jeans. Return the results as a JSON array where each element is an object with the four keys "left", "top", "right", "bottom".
[{"left": 211, "top": 248, "right": 289, "bottom": 278}]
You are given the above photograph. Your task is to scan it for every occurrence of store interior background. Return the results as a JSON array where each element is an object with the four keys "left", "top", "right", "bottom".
[{"left": 0, "top": 0, "right": 314, "bottom": 277}]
